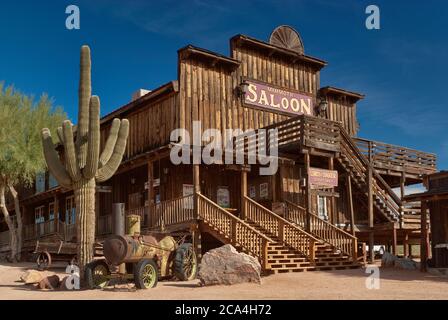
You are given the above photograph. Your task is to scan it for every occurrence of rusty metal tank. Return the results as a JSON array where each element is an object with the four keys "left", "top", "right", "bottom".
[{"left": 103, "top": 234, "right": 177, "bottom": 266}]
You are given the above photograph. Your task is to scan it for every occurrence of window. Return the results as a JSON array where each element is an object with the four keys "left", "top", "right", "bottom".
[
  {"left": 317, "top": 196, "right": 328, "bottom": 220},
  {"left": 35, "top": 206, "right": 45, "bottom": 224},
  {"left": 65, "top": 196, "right": 76, "bottom": 225},
  {"left": 49, "top": 202, "right": 55, "bottom": 221},
  {"left": 35, "top": 172, "right": 46, "bottom": 194}
]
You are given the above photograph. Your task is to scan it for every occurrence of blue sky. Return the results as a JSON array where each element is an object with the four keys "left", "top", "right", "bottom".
[{"left": 1, "top": 1, "right": 447, "bottom": 169}]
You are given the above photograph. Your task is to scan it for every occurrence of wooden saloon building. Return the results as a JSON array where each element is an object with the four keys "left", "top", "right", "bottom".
[{"left": 0, "top": 26, "right": 438, "bottom": 273}]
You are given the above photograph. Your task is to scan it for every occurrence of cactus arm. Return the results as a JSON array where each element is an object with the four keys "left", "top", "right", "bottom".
[
  {"left": 96, "top": 119, "right": 129, "bottom": 183},
  {"left": 56, "top": 127, "right": 64, "bottom": 144},
  {"left": 76, "top": 45, "right": 92, "bottom": 169},
  {"left": 83, "top": 96, "right": 100, "bottom": 179},
  {"left": 41, "top": 128, "right": 72, "bottom": 188},
  {"left": 98, "top": 118, "right": 120, "bottom": 168},
  {"left": 62, "top": 120, "right": 81, "bottom": 181}
]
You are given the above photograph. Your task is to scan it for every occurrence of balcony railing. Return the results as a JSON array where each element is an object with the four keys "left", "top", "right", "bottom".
[
  {"left": 354, "top": 137, "right": 437, "bottom": 176},
  {"left": 96, "top": 215, "right": 113, "bottom": 236}
]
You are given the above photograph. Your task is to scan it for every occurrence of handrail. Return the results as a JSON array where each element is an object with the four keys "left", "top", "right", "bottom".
[
  {"left": 338, "top": 126, "right": 402, "bottom": 220},
  {"left": 285, "top": 201, "right": 357, "bottom": 258},
  {"left": 354, "top": 137, "right": 436, "bottom": 172},
  {"left": 244, "top": 196, "right": 318, "bottom": 261},
  {"left": 197, "top": 193, "right": 271, "bottom": 268},
  {"left": 150, "top": 194, "right": 195, "bottom": 228}
]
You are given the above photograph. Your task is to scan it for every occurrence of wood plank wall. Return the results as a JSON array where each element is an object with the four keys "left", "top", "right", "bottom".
[
  {"left": 178, "top": 45, "right": 321, "bottom": 147},
  {"left": 326, "top": 95, "right": 359, "bottom": 136},
  {"left": 100, "top": 93, "right": 179, "bottom": 161}
]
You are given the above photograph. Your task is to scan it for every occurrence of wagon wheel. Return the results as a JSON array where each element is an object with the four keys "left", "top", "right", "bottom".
[
  {"left": 85, "top": 259, "right": 110, "bottom": 289},
  {"left": 36, "top": 251, "right": 52, "bottom": 271},
  {"left": 174, "top": 243, "right": 198, "bottom": 281},
  {"left": 134, "top": 259, "right": 158, "bottom": 289}
]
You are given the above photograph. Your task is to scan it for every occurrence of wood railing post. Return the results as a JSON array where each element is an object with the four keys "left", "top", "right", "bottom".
[
  {"left": 262, "top": 238, "right": 269, "bottom": 270},
  {"left": 193, "top": 164, "right": 200, "bottom": 220},
  {"left": 367, "top": 166, "right": 375, "bottom": 263},
  {"left": 304, "top": 152, "right": 311, "bottom": 232},
  {"left": 241, "top": 169, "right": 247, "bottom": 220},
  {"left": 309, "top": 239, "right": 315, "bottom": 262},
  {"left": 278, "top": 220, "right": 284, "bottom": 242},
  {"left": 352, "top": 239, "right": 358, "bottom": 262}
]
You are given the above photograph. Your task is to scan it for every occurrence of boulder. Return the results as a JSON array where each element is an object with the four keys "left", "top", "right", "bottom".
[
  {"left": 381, "top": 252, "right": 397, "bottom": 267},
  {"left": 20, "top": 270, "right": 45, "bottom": 284},
  {"left": 38, "top": 275, "right": 60, "bottom": 290},
  {"left": 198, "top": 244, "right": 261, "bottom": 286},
  {"left": 394, "top": 258, "right": 418, "bottom": 270}
]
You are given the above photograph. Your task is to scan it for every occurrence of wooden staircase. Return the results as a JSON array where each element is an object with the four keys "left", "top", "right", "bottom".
[
  {"left": 196, "top": 193, "right": 362, "bottom": 273},
  {"left": 337, "top": 128, "right": 402, "bottom": 223}
]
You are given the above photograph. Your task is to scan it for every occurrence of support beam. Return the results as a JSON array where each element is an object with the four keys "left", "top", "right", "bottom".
[
  {"left": 392, "top": 227, "right": 397, "bottom": 255},
  {"left": 328, "top": 157, "right": 337, "bottom": 225},
  {"left": 240, "top": 170, "right": 248, "bottom": 219},
  {"left": 304, "top": 153, "right": 312, "bottom": 232},
  {"left": 420, "top": 200, "right": 428, "bottom": 272},
  {"left": 192, "top": 224, "right": 202, "bottom": 262},
  {"left": 193, "top": 164, "right": 200, "bottom": 219},
  {"left": 54, "top": 196, "right": 59, "bottom": 233},
  {"left": 147, "top": 161, "right": 154, "bottom": 227},
  {"left": 404, "top": 232, "right": 409, "bottom": 257},
  {"left": 368, "top": 166, "right": 374, "bottom": 263},
  {"left": 346, "top": 175, "right": 355, "bottom": 236}
]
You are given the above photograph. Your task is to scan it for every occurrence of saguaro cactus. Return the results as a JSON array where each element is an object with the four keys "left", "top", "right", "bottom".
[{"left": 41, "top": 46, "right": 129, "bottom": 272}]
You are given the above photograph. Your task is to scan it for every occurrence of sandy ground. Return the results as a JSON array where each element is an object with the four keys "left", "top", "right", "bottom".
[{"left": 1, "top": 262, "right": 448, "bottom": 300}]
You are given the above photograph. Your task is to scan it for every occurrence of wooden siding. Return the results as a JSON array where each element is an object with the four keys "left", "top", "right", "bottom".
[
  {"left": 100, "top": 93, "right": 179, "bottom": 161},
  {"left": 326, "top": 95, "right": 358, "bottom": 136},
  {"left": 178, "top": 43, "right": 322, "bottom": 148}
]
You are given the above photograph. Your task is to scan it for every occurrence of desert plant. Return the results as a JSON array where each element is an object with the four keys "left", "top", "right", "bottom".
[
  {"left": 41, "top": 46, "right": 129, "bottom": 272},
  {"left": 0, "top": 83, "right": 66, "bottom": 261}
]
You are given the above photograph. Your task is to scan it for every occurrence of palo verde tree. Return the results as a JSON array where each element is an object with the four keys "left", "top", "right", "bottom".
[
  {"left": 0, "top": 83, "right": 66, "bottom": 261},
  {"left": 41, "top": 46, "right": 129, "bottom": 273}
]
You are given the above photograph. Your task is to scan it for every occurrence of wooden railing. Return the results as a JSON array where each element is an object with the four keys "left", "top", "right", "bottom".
[
  {"left": 244, "top": 196, "right": 318, "bottom": 261},
  {"left": 233, "top": 114, "right": 340, "bottom": 159},
  {"left": 354, "top": 137, "right": 436, "bottom": 175},
  {"left": 197, "top": 193, "right": 271, "bottom": 268},
  {"left": 23, "top": 220, "right": 58, "bottom": 240},
  {"left": 127, "top": 207, "right": 149, "bottom": 226},
  {"left": 150, "top": 195, "right": 195, "bottom": 228},
  {"left": 97, "top": 215, "right": 113, "bottom": 236},
  {"left": 285, "top": 201, "right": 357, "bottom": 258},
  {"left": 339, "top": 127, "right": 402, "bottom": 222}
]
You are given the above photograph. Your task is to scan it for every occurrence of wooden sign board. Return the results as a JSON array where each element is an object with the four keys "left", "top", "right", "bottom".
[
  {"left": 309, "top": 167, "right": 338, "bottom": 189},
  {"left": 244, "top": 79, "right": 313, "bottom": 116}
]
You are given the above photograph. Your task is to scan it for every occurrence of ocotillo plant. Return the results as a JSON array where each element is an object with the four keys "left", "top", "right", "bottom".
[{"left": 41, "top": 46, "right": 129, "bottom": 272}]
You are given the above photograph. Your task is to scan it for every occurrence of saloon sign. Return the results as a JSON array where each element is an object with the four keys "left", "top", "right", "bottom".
[
  {"left": 308, "top": 168, "right": 338, "bottom": 189},
  {"left": 244, "top": 80, "right": 313, "bottom": 116}
]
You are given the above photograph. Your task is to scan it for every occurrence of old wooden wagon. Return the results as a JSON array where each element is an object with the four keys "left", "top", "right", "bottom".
[{"left": 34, "top": 240, "right": 78, "bottom": 270}]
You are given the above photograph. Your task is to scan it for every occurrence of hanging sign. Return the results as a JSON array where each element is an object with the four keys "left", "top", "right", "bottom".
[
  {"left": 308, "top": 168, "right": 338, "bottom": 189},
  {"left": 244, "top": 80, "right": 313, "bottom": 116}
]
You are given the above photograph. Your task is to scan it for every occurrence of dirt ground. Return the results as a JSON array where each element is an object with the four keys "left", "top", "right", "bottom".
[{"left": 1, "top": 262, "right": 448, "bottom": 300}]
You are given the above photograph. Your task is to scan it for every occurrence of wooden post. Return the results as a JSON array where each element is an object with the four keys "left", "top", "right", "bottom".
[
  {"left": 193, "top": 164, "right": 200, "bottom": 219},
  {"left": 192, "top": 225, "right": 202, "bottom": 262},
  {"left": 328, "top": 157, "right": 337, "bottom": 225},
  {"left": 54, "top": 196, "right": 59, "bottom": 234},
  {"left": 304, "top": 152, "right": 311, "bottom": 232},
  {"left": 403, "top": 232, "right": 409, "bottom": 257},
  {"left": 368, "top": 166, "right": 374, "bottom": 263},
  {"left": 400, "top": 171, "right": 406, "bottom": 226},
  {"left": 241, "top": 169, "right": 247, "bottom": 220},
  {"left": 420, "top": 200, "right": 428, "bottom": 272},
  {"left": 147, "top": 161, "right": 154, "bottom": 227},
  {"left": 392, "top": 227, "right": 397, "bottom": 256},
  {"left": 309, "top": 239, "right": 316, "bottom": 262},
  {"left": 346, "top": 175, "right": 355, "bottom": 236}
]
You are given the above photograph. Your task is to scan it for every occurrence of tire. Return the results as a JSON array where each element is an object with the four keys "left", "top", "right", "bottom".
[
  {"left": 37, "top": 251, "right": 51, "bottom": 271},
  {"left": 174, "top": 243, "right": 198, "bottom": 281},
  {"left": 134, "top": 259, "right": 158, "bottom": 289},
  {"left": 85, "top": 259, "right": 110, "bottom": 289}
]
